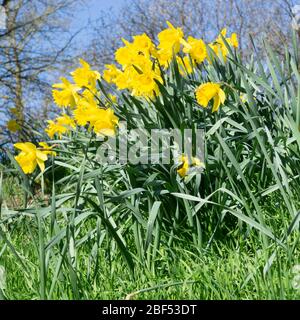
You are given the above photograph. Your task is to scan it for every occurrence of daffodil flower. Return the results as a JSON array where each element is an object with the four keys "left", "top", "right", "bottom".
[
  {"left": 177, "top": 155, "right": 205, "bottom": 178},
  {"left": 71, "top": 58, "right": 100, "bottom": 88},
  {"left": 52, "top": 77, "right": 81, "bottom": 108},
  {"left": 14, "top": 142, "right": 55, "bottom": 174},
  {"left": 182, "top": 36, "right": 207, "bottom": 64},
  {"left": 45, "top": 114, "right": 75, "bottom": 139},
  {"left": 195, "top": 82, "right": 226, "bottom": 112}
]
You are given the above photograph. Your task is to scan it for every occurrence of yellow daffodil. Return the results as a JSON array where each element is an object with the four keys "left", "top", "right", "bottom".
[
  {"left": 158, "top": 21, "right": 184, "bottom": 53},
  {"left": 177, "top": 155, "right": 190, "bottom": 177},
  {"left": 91, "top": 108, "right": 119, "bottom": 137},
  {"left": 134, "top": 55, "right": 162, "bottom": 97},
  {"left": 71, "top": 58, "right": 100, "bottom": 89},
  {"left": 195, "top": 82, "right": 226, "bottom": 112},
  {"left": 157, "top": 49, "right": 173, "bottom": 68},
  {"left": 156, "top": 21, "right": 184, "bottom": 68},
  {"left": 107, "top": 29, "right": 163, "bottom": 97},
  {"left": 132, "top": 33, "right": 156, "bottom": 56},
  {"left": 7, "top": 119, "right": 20, "bottom": 132},
  {"left": 115, "top": 34, "right": 156, "bottom": 69},
  {"left": 182, "top": 36, "right": 207, "bottom": 64},
  {"left": 112, "top": 50, "right": 162, "bottom": 97},
  {"left": 115, "top": 39, "right": 137, "bottom": 68},
  {"left": 45, "top": 114, "right": 75, "bottom": 138},
  {"left": 52, "top": 77, "right": 80, "bottom": 108},
  {"left": 114, "top": 70, "right": 129, "bottom": 90},
  {"left": 209, "top": 41, "right": 228, "bottom": 61},
  {"left": 74, "top": 104, "right": 98, "bottom": 127},
  {"left": 81, "top": 87, "right": 101, "bottom": 101},
  {"left": 45, "top": 121, "right": 64, "bottom": 139},
  {"left": 14, "top": 142, "right": 55, "bottom": 174},
  {"left": 75, "top": 104, "right": 118, "bottom": 136},
  {"left": 130, "top": 66, "right": 162, "bottom": 98},
  {"left": 73, "top": 90, "right": 119, "bottom": 136},
  {"left": 228, "top": 33, "right": 238, "bottom": 48},
  {"left": 209, "top": 28, "right": 239, "bottom": 62},
  {"left": 177, "top": 155, "right": 205, "bottom": 178},
  {"left": 38, "top": 142, "right": 57, "bottom": 156},
  {"left": 73, "top": 89, "right": 100, "bottom": 126},
  {"left": 157, "top": 21, "right": 184, "bottom": 68},
  {"left": 103, "top": 64, "right": 121, "bottom": 83}
]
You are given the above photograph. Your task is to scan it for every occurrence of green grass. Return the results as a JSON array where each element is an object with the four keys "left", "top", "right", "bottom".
[
  {"left": 0, "top": 220, "right": 299, "bottom": 300},
  {"left": 0, "top": 177, "right": 299, "bottom": 300}
]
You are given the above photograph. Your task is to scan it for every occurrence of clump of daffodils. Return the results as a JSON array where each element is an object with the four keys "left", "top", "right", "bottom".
[
  {"left": 103, "top": 21, "right": 237, "bottom": 101},
  {"left": 14, "top": 22, "right": 239, "bottom": 176},
  {"left": 50, "top": 58, "right": 119, "bottom": 137}
]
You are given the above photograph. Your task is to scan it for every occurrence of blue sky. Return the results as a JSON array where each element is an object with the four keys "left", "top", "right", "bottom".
[
  {"left": 83, "top": 0, "right": 125, "bottom": 19},
  {"left": 70, "top": 0, "right": 127, "bottom": 48},
  {"left": 73, "top": 0, "right": 126, "bottom": 26}
]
